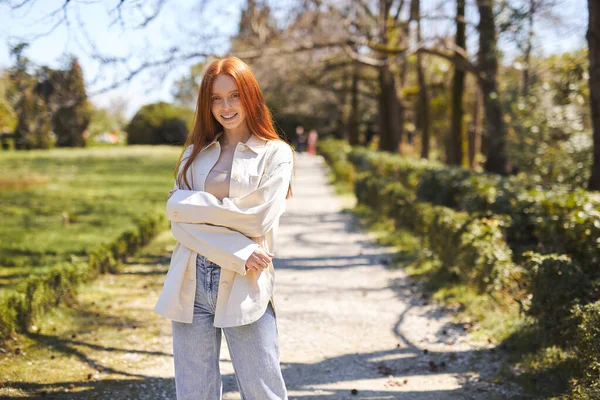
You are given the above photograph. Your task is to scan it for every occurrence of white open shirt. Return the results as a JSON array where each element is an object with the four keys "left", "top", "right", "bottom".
[{"left": 154, "top": 131, "right": 294, "bottom": 327}]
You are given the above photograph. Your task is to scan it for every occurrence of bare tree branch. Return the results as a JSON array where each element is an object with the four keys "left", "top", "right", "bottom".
[
  {"left": 356, "top": 0, "right": 376, "bottom": 21},
  {"left": 393, "top": 0, "right": 405, "bottom": 21},
  {"left": 342, "top": 44, "right": 387, "bottom": 67},
  {"left": 89, "top": 49, "right": 211, "bottom": 95},
  {"left": 136, "top": 0, "right": 168, "bottom": 29},
  {"left": 232, "top": 39, "right": 350, "bottom": 60}
]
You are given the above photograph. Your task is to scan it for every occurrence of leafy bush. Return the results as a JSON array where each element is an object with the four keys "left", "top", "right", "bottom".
[
  {"left": 353, "top": 167, "right": 516, "bottom": 294},
  {"left": 126, "top": 102, "right": 193, "bottom": 145},
  {"left": 524, "top": 252, "right": 597, "bottom": 343},
  {"left": 318, "top": 139, "right": 600, "bottom": 396},
  {"left": 570, "top": 301, "right": 600, "bottom": 398},
  {"left": 317, "top": 139, "right": 354, "bottom": 183},
  {"left": 347, "top": 144, "right": 600, "bottom": 272}
]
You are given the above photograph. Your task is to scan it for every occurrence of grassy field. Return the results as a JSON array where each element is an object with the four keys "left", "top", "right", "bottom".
[
  {"left": 0, "top": 230, "right": 177, "bottom": 399},
  {"left": 0, "top": 146, "right": 181, "bottom": 296}
]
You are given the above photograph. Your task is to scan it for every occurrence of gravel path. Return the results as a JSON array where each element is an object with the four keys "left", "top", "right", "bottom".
[{"left": 217, "top": 153, "right": 522, "bottom": 400}]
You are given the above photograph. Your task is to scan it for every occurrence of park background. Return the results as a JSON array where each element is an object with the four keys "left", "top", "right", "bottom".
[{"left": 0, "top": 0, "right": 599, "bottom": 398}]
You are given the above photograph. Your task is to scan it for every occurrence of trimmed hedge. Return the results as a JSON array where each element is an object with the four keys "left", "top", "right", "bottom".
[
  {"left": 0, "top": 214, "right": 165, "bottom": 341},
  {"left": 347, "top": 144, "right": 600, "bottom": 269},
  {"left": 318, "top": 138, "right": 600, "bottom": 396},
  {"left": 523, "top": 252, "right": 598, "bottom": 344},
  {"left": 354, "top": 170, "right": 517, "bottom": 295}
]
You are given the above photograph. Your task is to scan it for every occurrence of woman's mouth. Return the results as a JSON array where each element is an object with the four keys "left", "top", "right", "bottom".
[{"left": 221, "top": 113, "right": 237, "bottom": 121}]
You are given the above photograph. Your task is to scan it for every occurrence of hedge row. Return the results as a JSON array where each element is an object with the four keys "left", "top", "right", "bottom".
[
  {"left": 354, "top": 171, "right": 519, "bottom": 295},
  {"left": 0, "top": 214, "right": 166, "bottom": 342},
  {"left": 348, "top": 146, "right": 600, "bottom": 269},
  {"left": 318, "top": 139, "right": 600, "bottom": 397}
]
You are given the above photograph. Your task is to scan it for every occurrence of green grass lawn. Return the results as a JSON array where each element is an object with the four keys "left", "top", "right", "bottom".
[
  {"left": 0, "top": 145, "right": 182, "bottom": 296},
  {"left": 0, "top": 230, "right": 178, "bottom": 399}
]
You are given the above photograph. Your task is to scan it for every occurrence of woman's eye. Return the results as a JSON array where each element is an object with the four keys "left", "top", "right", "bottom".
[
  {"left": 212, "top": 97, "right": 222, "bottom": 102},
  {"left": 231, "top": 93, "right": 239, "bottom": 99}
]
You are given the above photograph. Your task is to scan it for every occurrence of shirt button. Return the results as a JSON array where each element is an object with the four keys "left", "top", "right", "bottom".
[
  {"left": 220, "top": 281, "right": 229, "bottom": 288},
  {"left": 232, "top": 173, "right": 240, "bottom": 180},
  {"left": 239, "top": 145, "right": 246, "bottom": 152},
  {"left": 172, "top": 211, "right": 179, "bottom": 217}
]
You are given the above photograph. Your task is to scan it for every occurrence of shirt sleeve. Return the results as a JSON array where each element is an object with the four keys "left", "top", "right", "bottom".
[
  {"left": 167, "top": 145, "right": 260, "bottom": 276},
  {"left": 170, "top": 221, "right": 259, "bottom": 276},
  {"left": 166, "top": 145, "right": 293, "bottom": 237}
]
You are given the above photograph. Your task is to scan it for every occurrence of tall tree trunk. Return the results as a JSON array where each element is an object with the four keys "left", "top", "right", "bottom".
[
  {"left": 588, "top": 0, "right": 600, "bottom": 190},
  {"left": 348, "top": 62, "right": 361, "bottom": 145},
  {"left": 522, "top": 0, "right": 535, "bottom": 96},
  {"left": 414, "top": 0, "right": 430, "bottom": 159},
  {"left": 378, "top": 0, "right": 402, "bottom": 152},
  {"left": 397, "top": 18, "right": 409, "bottom": 152},
  {"left": 477, "top": 0, "right": 508, "bottom": 175},
  {"left": 449, "top": 0, "right": 466, "bottom": 166},
  {"left": 468, "top": 86, "right": 483, "bottom": 169},
  {"left": 378, "top": 67, "right": 402, "bottom": 152},
  {"left": 336, "top": 67, "right": 350, "bottom": 140}
]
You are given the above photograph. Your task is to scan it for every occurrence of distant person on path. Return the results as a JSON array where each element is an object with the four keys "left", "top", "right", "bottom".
[
  {"left": 306, "top": 128, "right": 318, "bottom": 155},
  {"left": 155, "top": 56, "right": 293, "bottom": 400},
  {"left": 295, "top": 125, "right": 306, "bottom": 152}
]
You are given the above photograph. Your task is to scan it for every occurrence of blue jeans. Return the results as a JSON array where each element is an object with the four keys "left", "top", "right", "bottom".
[{"left": 171, "top": 254, "right": 288, "bottom": 400}]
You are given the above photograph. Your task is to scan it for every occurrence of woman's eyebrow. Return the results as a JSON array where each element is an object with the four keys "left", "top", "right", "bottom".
[{"left": 212, "top": 90, "right": 239, "bottom": 95}]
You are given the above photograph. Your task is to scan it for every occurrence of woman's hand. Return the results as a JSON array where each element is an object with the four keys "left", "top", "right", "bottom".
[
  {"left": 168, "top": 189, "right": 177, "bottom": 199},
  {"left": 245, "top": 247, "right": 274, "bottom": 272}
]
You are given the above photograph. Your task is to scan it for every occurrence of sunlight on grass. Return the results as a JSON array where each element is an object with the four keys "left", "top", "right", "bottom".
[{"left": 0, "top": 145, "right": 181, "bottom": 295}]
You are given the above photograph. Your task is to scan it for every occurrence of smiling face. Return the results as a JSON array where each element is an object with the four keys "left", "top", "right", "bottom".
[{"left": 210, "top": 74, "right": 247, "bottom": 134}]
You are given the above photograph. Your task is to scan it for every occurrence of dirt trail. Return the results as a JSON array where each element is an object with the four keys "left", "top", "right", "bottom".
[{"left": 0, "top": 153, "right": 522, "bottom": 399}]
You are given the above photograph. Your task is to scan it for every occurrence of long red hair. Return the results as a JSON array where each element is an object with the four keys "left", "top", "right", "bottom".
[{"left": 175, "top": 56, "right": 293, "bottom": 197}]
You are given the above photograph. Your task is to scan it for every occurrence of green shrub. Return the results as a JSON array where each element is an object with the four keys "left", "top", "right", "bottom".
[
  {"left": 340, "top": 141, "right": 600, "bottom": 273},
  {"left": 524, "top": 252, "right": 597, "bottom": 343},
  {"left": 570, "top": 301, "right": 600, "bottom": 397},
  {"left": 353, "top": 166, "right": 516, "bottom": 294},
  {"left": 0, "top": 214, "right": 165, "bottom": 343},
  {"left": 318, "top": 139, "right": 600, "bottom": 397},
  {"left": 8, "top": 261, "right": 87, "bottom": 331},
  {"left": 126, "top": 102, "right": 193, "bottom": 145}
]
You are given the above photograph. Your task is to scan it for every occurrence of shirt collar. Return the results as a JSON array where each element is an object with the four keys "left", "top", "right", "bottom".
[{"left": 200, "top": 131, "right": 268, "bottom": 154}]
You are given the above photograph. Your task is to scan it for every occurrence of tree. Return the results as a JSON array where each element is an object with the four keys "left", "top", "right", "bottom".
[
  {"left": 13, "top": 90, "right": 52, "bottom": 149},
  {"left": 8, "top": 43, "right": 53, "bottom": 149},
  {"left": 411, "top": 0, "right": 430, "bottom": 159},
  {"left": 171, "top": 62, "right": 207, "bottom": 109},
  {"left": 588, "top": 0, "right": 600, "bottom": 190},
  {"left": 377, "top": 0, "right": 403, "bottom": 152},
  {"left": 0, "top": 74, "right": 18, "bottom": 135},
  {"left": 347, "top": 62, "right": 361, "bottom": 145},
  {"left": 448, "top": 0, "right": 467, "bottom": 166},
  {"left": 52, "top": 59, "right": 93, "bottom": 147},
  {"left": 477, "top": 0, "right": 508, "bottom": 175}
]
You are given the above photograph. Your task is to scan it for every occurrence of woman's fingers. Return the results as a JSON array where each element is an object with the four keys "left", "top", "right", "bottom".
[{"left": 245, "top": 248, "right": 272, "bottom": 272}]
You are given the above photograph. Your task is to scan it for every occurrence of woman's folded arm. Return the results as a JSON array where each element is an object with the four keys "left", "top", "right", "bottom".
[
  {"left": 170, "top": 220, "right": 259, "bottom": 276},
  {"left": 167, "top": 150, "right": 293, "bottom": 237}
]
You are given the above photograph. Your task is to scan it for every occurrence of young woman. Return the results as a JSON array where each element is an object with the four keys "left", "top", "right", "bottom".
[{"left": 154, "top": 56, "right": 293, "bottom": 400}]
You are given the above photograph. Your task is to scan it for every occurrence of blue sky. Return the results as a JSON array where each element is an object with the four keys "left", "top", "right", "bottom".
[
  {"left": 0, "top": 0, "right": 589, "bottom": 118},
  {"left": 0, "top": 0, "right": 246, "bottom": 116}
]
